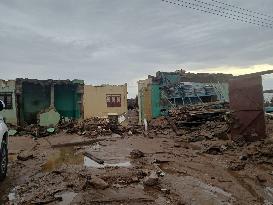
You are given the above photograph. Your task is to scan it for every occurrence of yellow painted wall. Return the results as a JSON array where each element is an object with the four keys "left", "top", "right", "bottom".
[
  {"left": 143, "top": 86, "right": 152, "bottom": 121},
  {"left": 84, "top": 84, "right": 128, "bottom": 118},
  {"left": 137, "top": 79, "right": 152, "bottom": 124}
]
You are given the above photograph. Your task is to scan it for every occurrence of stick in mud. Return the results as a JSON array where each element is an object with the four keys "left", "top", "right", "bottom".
[
  {"left": 51, "top": 139, "right": 102, "bottom": 148},
  {"left": 83, "top": 152, "right": 104, "bottom": 164}
]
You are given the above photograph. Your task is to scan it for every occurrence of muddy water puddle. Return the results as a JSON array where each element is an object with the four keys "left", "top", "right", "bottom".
[
  {"left": 55, "top": 192, "right": 77, "bottom": 205},
  {"left": 84, "top": 157, "right": 131, "bottom": 168},
  {"left": 42, "top": 147, "right": 131, "bottom": 172}
]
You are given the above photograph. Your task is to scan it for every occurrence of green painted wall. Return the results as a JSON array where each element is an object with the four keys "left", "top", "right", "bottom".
[
  {"left": 22, "top": 83, "right": 51, "bottom": 124},
  {"left": 54, "top": 85, "right": 80, "bottom": 119},
  {"left": 75, "top": 93, "right": 81, "bottom": 118},
  {"left": 0, "top": 80, "right": 17, "bottom": 125},
  {"left": 151, "top": 84, "right": 161, "bottom": 118}
]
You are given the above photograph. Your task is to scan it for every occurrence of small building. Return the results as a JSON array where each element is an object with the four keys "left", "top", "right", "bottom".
[
  {"left": 84, "top": 84, "right": 127, "bottom": 118},
  {"left": 0, "top": 80, "right": 18, "bottom": 125},
  {"left": 16, "top": 79, "right": 84, "bottom": 126},
  {"left": 138, "top": 70, "right": 232, "bottom": 124}
]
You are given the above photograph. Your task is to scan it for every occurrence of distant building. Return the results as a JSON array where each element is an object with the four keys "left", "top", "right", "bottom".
[
  {"left": 138, "top": 70, "right": 232, "bottom": 124},
  {"left": 83, "top": 84, "right": 128, "bottom": 118}
]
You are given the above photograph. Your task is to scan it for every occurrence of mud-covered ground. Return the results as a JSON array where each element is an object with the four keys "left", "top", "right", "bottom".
[{"left": 0, "top": 119, "right": 273, "bottom": 205}]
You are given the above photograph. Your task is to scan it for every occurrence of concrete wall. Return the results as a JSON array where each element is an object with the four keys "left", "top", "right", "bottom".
[
  {"left": 138, "top": 79, "right": 152, "bottom": 124},
  {"left": 0, "top": 80, "right": 17, "bottom": 125},
  {"left": 83, "top": 84, "right": 128, "bottom": 118}
]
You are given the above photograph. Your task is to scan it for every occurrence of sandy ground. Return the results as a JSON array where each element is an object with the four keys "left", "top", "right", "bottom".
[{"left": 0, "top": 120, "right": 273, "bottom": 205}]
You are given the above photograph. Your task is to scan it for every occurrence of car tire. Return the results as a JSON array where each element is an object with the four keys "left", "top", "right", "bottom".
[{"left": 0, "top": 141, "right": 8, "bottom": 181}]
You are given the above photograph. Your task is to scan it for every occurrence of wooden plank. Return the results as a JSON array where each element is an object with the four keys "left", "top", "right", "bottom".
[
  {"left": 83, "top": 152, "right": 104, "bottom": 164},
  {"left": 51, "top": 139, "right": 102, "bottom": 148}
]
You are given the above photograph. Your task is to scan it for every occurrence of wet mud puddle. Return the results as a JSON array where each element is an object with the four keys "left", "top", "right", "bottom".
[
  {"left": 55, "top": 192, "right": 77, "bottom": 205},
  {"left": 42, "top": 147, "right": 131, "bottom": 172}
]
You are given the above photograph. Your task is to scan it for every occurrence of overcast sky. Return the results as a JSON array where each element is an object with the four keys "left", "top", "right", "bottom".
[{"left": 0, "top": 0, "right": 272, "bottom": 97}]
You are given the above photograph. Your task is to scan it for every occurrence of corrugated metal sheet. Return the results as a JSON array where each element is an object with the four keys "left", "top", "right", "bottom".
[{"left": 229, "top": 76, "right": 266, "bottom": 141}]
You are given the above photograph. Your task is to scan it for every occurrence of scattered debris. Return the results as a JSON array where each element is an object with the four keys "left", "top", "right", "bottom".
[
  {"left": 130, "top": 149, "right": 145, "bottom": 159},
  {"left": 17, "top": 152, "right": 34, "bottom": 161},
  {"left": 239, "top": 154, "right": 248, "bottom": 161},
  {"left": 256, "top": 174, "right": 267, "bottom": 183},
  {"left": 150, "top": 117, "right": 170, "bottom": 129},
  {"left": 205, "top": 145, "right": 223, "bottom": 155},
  {"left": 2, "top": 100, "right": 273, "bottom": 205},
  {"left": 166, "top": 102, "right": 231, "bottom": 142},
  {"left": 161, "top": 188, "right": 170, "bottom": 194},
  {"left": 46, "top": 127, "right": 55, "bottom": 133},
  {"left": 8, "top": 129, "right": 17, "bottom": 136},
  {"left": 143, "top": 171, "right": 159, "bottom": 186},
  {"left": 85, "top": 176, "right": 109, "bottom": 190},
  {"left": 228, "top": 161, "right": 246, "bottom": 171}
]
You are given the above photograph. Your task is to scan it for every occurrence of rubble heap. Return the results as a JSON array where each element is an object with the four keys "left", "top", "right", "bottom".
[
  {"left": 167, "top": 102, "right": 231, "bottom": 141},
  {"left": 58, "top": 118, "right": 112, "bottom": 136},
  {"left": 8, "top": 115, "right": 145, "bottom": 138}
]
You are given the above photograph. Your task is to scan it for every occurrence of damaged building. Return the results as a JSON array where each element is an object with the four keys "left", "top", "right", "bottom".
[
  {"left": 14, "top": 79, "right": 84, "bottom": 126},
  {"left": 138, "top": 70, "right": 232, "bottom": 123},
  {"left": 0, "top": 80, "right": 17, "bottom": 125},
  {"left": 83, "top": 84, "right": 127, "bottom": 118},
  {"left": 0, "top": 79, "right": 128, "bottom": 126}
]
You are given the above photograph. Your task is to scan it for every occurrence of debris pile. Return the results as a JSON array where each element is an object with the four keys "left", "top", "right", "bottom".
[
  {"left": 8, "top": 115, "right": 145, "bottom": 138},
  {"left": 8, "top": 124, "right": 57, "bottom": 138},
  {"left": 130, "top": 149, "right": 145, "bottom": 159},
  {"left": 167, "top": 102, "right": 231, "bottom": 141},
  {"left": 58, "top": 116, "right": 144, "bottom": 137},
  {"left": 249, "top": 140, "right": 273, "bottom": 164},
  {"left": 58, "top": 118, "right": 112, "bottom": 136},
  {"left": 149, "top": 117, "right": 170, "bottom": 129},
  {"left": 147, "top": 117, "right": 172, "bottom": 137}
]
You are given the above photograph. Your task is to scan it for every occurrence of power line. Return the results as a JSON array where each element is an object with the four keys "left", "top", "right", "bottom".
[
  {"left": 162, "top": 0, "right": 273, "bottom": 29},
  {"left": 186, "top": 0, "right": 273, "bottom": 27},
  {"left": 192, "top": 0, "right": 273, "bottom": 23},
  {"left": 167, "top": 0, "right": 272, "bottom": 27},
  {"left": 211, "top": 0, "right": 273, "bottom": 20}
]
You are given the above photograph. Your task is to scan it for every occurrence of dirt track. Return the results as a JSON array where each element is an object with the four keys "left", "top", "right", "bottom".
[{"left": 0, "top": 120, "right": 273, "bottom": 205}]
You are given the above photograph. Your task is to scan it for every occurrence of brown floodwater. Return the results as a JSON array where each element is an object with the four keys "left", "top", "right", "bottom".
[{"left": 41, "top": 146, "right": 131, "bottom": 172}]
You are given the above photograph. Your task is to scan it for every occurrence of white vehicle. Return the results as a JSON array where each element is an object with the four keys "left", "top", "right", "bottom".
[{"left": 0, "top": 100, "right": 8, "bottom": 181}]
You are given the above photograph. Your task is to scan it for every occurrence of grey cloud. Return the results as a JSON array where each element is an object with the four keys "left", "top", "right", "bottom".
[{"left": 0, "top": 0, "right": 273, "bottom": 97}]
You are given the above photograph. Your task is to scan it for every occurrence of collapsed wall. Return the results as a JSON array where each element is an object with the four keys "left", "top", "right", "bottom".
[{"left": 138, "top": 70, "right": 233, "bottom": 123}]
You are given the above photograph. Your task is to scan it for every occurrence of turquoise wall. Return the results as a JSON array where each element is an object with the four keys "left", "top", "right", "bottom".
[
  {"left": 22, "top": 83, "right": 51, "bottom": 124},
  {"left": 21, "top": 83, "right": 81, "bottom": 124},
  {"left": 151, "top": 84, "right": 161, "bottom": 118},
  {"left": 54, "top": 85, "right": 81, "bottom": 119}
]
